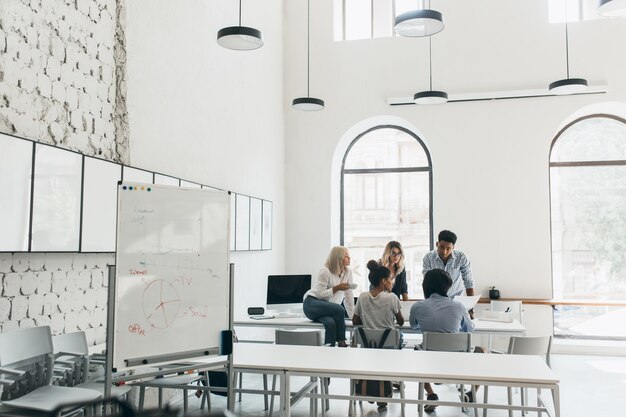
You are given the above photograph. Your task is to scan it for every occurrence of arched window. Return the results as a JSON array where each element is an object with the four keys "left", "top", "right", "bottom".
[
  {"left": 341, "top": 125, "right": 432, "bottom": 296},
  {"left": 550, "top": 115, "right": 626, "bottom": 340}
]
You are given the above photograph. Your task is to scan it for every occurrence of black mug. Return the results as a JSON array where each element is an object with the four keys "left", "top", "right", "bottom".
[{"left": 489, "top": 287, "right": 500, "bottom": 300}]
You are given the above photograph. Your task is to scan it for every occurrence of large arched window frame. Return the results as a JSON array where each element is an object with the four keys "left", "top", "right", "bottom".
[
  {"left": 340, "top": 125, "right": 433, "bottom": 296},
  {"left": 549, "top": 114, "right": 626, "bottom": 340}
]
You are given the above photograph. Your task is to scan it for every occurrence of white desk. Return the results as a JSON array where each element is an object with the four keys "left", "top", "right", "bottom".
[
  {"left": 235, "top": 317, "right": 525, "bottom": 335},
  {"left": 233, "top": 343, "right": 559, "bottom": 417}
]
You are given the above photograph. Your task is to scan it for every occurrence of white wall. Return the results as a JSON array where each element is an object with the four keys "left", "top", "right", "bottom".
[
  {"left": 283, "top": 0, "right": 626, "bottom": 303},
  {"left": 124, "top": 0, "right": 286, "bottom": 318}
]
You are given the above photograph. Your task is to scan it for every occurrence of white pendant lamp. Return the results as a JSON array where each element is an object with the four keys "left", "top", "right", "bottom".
[
  {"left": 217, "top": 0, "right": 263, "bottom": 51},
  {"left": 394, "top": 1, "right": 444, "bottom": 37},
  {"left": 549, "top": 1, "right": 588, "bottom": 95},
  {"left": 598, "top": 0, "right": 626, "bottom": 17},
  {"left": 414, "top": 37, "right": 448, "bottom": 104},
  {"left": 292, "top": 0, "right": 324, "bottom": 111}
]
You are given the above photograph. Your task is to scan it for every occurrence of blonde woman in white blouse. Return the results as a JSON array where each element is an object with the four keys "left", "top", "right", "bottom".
[{"left": 303, "top": 246, "right": 355, "bottom": 347}]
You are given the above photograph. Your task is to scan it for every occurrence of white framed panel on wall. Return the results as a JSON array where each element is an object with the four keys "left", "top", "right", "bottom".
[
  {"left": 81, "top": 157, "right": 121, "bottom": 252},
  {"left": 122, "top": 166, "right": 153, "bottom": 183},
  {"left": 235, "top": 194, "right": 250, "bottom": 251},
  {"left": 181, "top": 180, "right": 201, "bottom": 188},
  {"left": 0, "top": 133, "right": 33, "bottom": 251},
  {"left": 262, "top": 200, "right": 272, "bottom": 250},
  {"left": 155, "top": 174, "right": 179, "bottom": 186},
  {"left": 31, "top": 144, "right": 82, "bottom": 251},
  {"left": 229, "top": 193, "right": 236, "bottom": 251},
  {"left": 249, "top": 197, "right": 262, "bottom": 250}
]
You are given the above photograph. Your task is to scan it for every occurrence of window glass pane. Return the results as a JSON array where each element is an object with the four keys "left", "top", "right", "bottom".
[
  {"left": 551, "top": 165, "right": 626, "bottom": 300},
  {"left": 333, "top": 0, "right": 344, "bottom": 41},
  {"left": 373, "top": 0, "right": 392, "bottom": 38},
  {"left": 548, "top": 0, "right": 583, "bottom": 23},
  {"left": 344, "top": 171, "right": 431, "bottom": 297},
  {"left": 551, "top": 117, "right": 626, "bottom": 163},
  {"left": 345, "top": 0, "right": 372, "bottom": 40},
  {"left": 551, "top": 162, "right": 626, "bottom": 339},
  {"left": 344, "top": 128, "right": 428, "bottom": 169},
  {"left": 395, "top": 0, "right": 425, "bottom": 16}
]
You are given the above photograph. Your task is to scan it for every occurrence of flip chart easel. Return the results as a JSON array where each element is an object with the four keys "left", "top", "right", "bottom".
[{"left": 104, "top": 183, "right": 233, "bottom": 405}]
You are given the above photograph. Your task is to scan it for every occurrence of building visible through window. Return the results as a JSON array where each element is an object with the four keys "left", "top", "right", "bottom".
[
  {"left": 341, "top": 126, "right": 432, "bottom": 297},
  {"left": 550, "top": 115, "right": 626, "bottom": 340}
]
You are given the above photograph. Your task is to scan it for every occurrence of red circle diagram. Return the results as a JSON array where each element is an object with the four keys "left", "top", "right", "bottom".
[{"left": 142, "top": 279, "right": 181, "bottom": 329}]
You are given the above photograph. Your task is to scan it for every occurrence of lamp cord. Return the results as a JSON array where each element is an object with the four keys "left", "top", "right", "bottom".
[
  {"left": 307, "top": 0, "right": 310, "bottom": 97},
  {"left": 564, "top": 0, "right": 570, "bottom": 78},
  {"left": 428, "top": 36, "right": 433, "bottom": 90}
]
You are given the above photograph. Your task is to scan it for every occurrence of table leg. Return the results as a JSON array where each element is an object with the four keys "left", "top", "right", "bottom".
[
  {"left": 280, "top": 371, "right": 291, "bottom": 417},
  {"left": 418, "top": 382, "right": 424, "bottom": 417},
  {"left": 552, "top": 384, "right": 561, "bottom": 417}
]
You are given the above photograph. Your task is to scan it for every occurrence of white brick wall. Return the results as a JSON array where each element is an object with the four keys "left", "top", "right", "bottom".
[
  {"left": 0, "top": 0, "right": 128, "bottom": 163},
  {"left": 0, "top": 253, "right": 114, "bottom": 345}
]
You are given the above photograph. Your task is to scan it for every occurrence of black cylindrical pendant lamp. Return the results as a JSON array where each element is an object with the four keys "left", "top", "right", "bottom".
[
  {"left": 394, "top": 9, "right": 444, "bottom": 37},
  {"left": 217, "top": 0, "right": 263, "bottom": 51},
  {"left": 414, "top": 90, "right": 448, "bottom": 104},
  {"left": 217, "top": 26, "right": 263, "bottom": 51},
  {"left": 548, "top": 78, "right": 588, "bottom": 95},
  {"left": 598, "top": 0, "right": 626, "bottom": 17},
  {"left": 292, "top": 97, "right": 325, "bottom": 111}
]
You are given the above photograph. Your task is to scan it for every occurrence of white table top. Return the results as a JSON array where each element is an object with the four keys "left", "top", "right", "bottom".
[
  {"left": 234, "top": 316, "right": 525, "bottom": 334},
  {"left": 233, "top": 343, "right": 557, "bottom": 386}
]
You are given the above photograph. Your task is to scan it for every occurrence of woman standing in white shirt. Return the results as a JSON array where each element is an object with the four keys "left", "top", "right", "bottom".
[{"left": 303, "top": 246, "right": 355, "bottom": 347}]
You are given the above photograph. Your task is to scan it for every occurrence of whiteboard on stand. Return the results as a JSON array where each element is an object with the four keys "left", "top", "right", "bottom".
[{"left": 112, "top": 182, "right": 230, "bottom": 370}]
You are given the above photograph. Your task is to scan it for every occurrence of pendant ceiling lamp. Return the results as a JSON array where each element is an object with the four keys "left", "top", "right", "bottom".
[
  {"left": 549, "top": 0, "right": 588, "bottom": 95},
  {"left": 394, "top": 0, "right": 444, "bottom": 37},
  {"left": 414, "top": 37, "right": 448, "bottom": 104},
  {"left": 598, "top": 0, "right": 626, "bottom": 17},
  {"left": 217, "top": 0, "right": 263, "bottom": 51},
  {"left": 292, "top": 0, "right": 324, "bottom": 111}
]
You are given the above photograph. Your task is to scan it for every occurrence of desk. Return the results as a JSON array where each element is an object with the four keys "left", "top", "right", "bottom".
[
  {"left": 235, "top": 317, "right": 525, "bottom": 335},
  {"left": 233, "top": 343, "right": 559, "bottom": 417}
]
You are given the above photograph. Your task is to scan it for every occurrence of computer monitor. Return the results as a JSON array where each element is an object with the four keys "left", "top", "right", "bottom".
[{"left": 266, "top": 274, "right": 311, "bottom": 313}]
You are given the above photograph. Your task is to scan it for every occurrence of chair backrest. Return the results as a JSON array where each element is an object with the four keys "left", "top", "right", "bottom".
[
  {"left": 52, "top": 331, "right": 89, "bottom": 356},
  {"left": 422, "top": 332, "right": 472, "bottom": 352},
  {"left": 352, "top": 328, "right": 401, "bottom": 349},
  {"left": 507, "top": 335, "right": 552, "bottom": 368},
  {"left": 0, "top": 326, "right": 54, "bottom": 366},
  {"left": 490, "top": 300, "right": 523, "bottom": 323},
  {"left": 52, "top": 331, "right": 90, "bottom": 385},
  {"left": 275, "top": 329, "right": 323, "bottom": 346},
  {"left": 0, "top": 326, "right": 55, "bottom": 398}
]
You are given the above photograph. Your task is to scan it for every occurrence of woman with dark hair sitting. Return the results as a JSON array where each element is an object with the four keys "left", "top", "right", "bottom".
[
  {"left": 353, "top": 260, "right": 404, "bottom": 329},
  {"left": 409, "top": 268, "right": 474, "bottom": 413},
  {"left": 352, "top": 260, "right": 404, "bottom": 409}
]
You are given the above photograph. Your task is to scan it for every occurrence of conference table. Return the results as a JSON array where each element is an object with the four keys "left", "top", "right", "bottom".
[
  {"left": 234, "top": 316, "right": 525, "bottom": 350},
  {"left": 233, "top": 342, "right": 560, "bottom": 417}
]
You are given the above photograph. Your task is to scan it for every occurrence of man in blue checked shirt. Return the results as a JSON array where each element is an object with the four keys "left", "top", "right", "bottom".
[{"left": 422, "top": 230, "right": 475, "bottom": 316}]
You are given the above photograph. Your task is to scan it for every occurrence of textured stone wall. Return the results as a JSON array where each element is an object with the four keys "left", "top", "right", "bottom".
[
  {"left": 0, "top": 252, "right": 113, "bottom": 345},
  {"left": 0, "top": 0, "right": 128, "bottom": 162},
  {"left": 0, "top": 0, "right": 128, "bottom": 343}
]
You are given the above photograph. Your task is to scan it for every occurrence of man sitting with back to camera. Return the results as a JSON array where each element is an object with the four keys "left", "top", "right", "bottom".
[{"left": 409, "top": 268, "right": 475, "bottom": 413}]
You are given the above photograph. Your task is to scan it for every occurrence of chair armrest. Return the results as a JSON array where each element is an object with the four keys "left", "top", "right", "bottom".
[
  {"left": 56, "top": 351, "right": 85, "bottom": 359},
  {"left": 0, "top": 366, "right": 26, "bottom": 376},
  {"left": 0, "top": 378, "right": 17, "bottom": 385}
]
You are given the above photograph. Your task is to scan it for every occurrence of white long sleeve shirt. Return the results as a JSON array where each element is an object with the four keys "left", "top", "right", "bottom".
[{"left": 304, "top": 266, "right": 355, "bottom": 317}]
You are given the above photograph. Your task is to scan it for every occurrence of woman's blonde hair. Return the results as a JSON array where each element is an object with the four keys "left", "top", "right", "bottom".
[
  {"left": 325, "top": 246, "right": 348, "bottom": 275},
  {"left": 381, "top": 241, "right": 404, "bottom": 275}
]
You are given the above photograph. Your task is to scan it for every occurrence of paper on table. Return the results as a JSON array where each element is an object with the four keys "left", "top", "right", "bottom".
[{"left": 453, "top": 294, "right": 481, "bottom": 310}]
